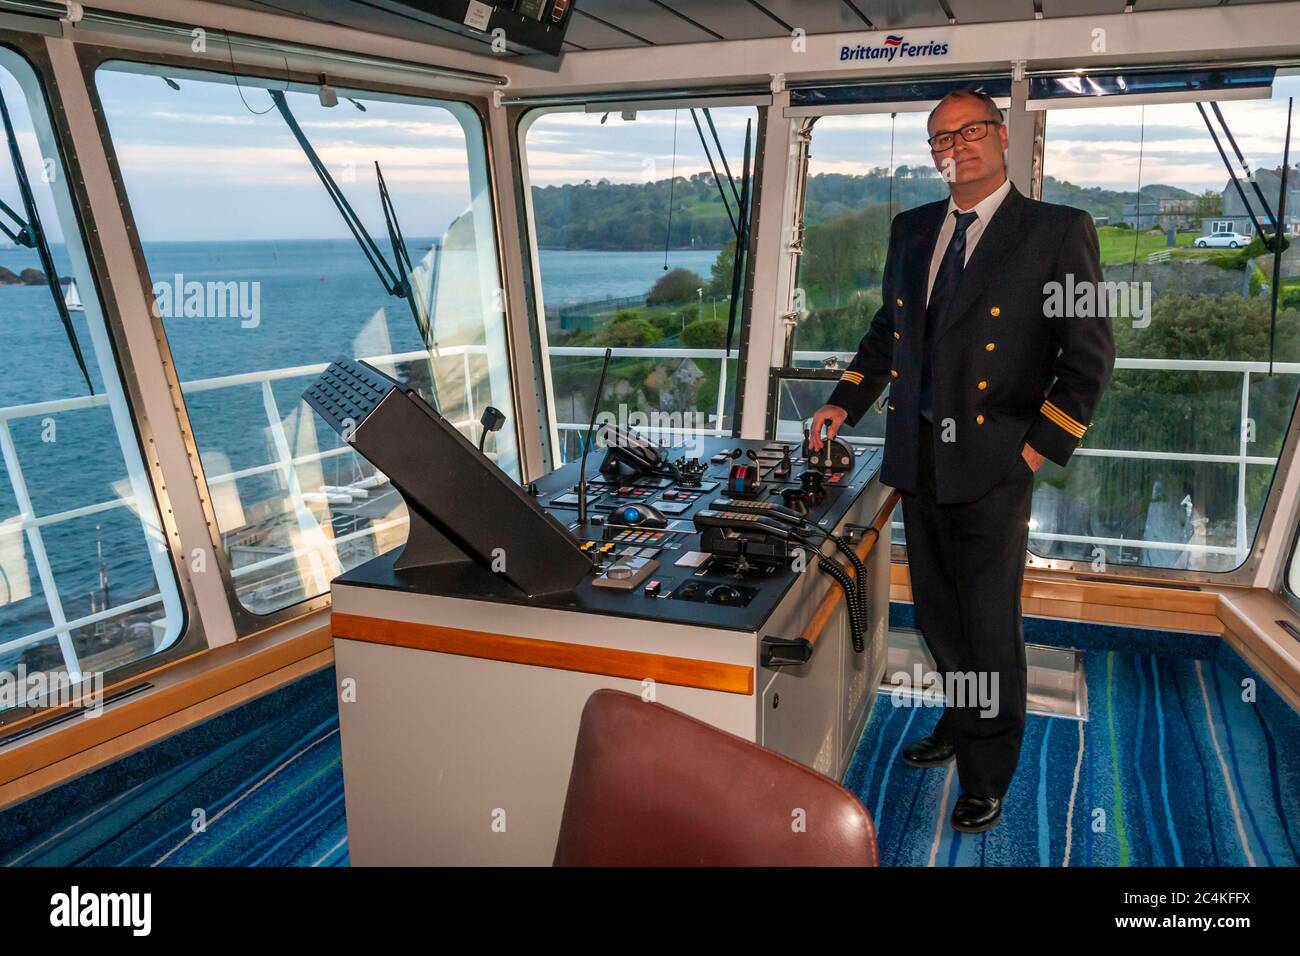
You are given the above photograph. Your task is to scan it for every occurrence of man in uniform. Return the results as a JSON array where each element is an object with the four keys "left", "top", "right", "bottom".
[{"left": 808, "top": 89, "right": 1115, "bottom": 832}]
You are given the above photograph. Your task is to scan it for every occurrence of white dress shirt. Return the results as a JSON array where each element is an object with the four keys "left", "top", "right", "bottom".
[{"left": 924, "top": 177, "right": 1012, "bottom": 307}]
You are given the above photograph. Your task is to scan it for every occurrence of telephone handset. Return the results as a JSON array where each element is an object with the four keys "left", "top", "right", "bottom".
[{"left": 597, "top": 424, "right": 664, "bottom": 478}]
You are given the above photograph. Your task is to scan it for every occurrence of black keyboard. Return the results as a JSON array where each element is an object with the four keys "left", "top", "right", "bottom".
[{"left": 303, "top": 359, "right": 398, "bottom": 434}]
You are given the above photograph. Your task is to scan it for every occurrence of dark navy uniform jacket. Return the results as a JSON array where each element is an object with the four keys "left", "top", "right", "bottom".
[{"left": 825, "top": 184, "right": 1116, "bottom": 505}]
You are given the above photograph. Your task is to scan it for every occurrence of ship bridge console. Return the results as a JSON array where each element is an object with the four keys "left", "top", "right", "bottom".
[{"left": 307, "top": 357, "right": 893, "bottom": 864}]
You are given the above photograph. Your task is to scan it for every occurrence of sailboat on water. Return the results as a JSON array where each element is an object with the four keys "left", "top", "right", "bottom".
[{"left": 63, "top": 277, "right": 83, "bottom": 312}]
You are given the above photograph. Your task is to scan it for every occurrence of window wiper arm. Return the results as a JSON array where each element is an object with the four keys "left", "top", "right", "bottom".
[
  {"left": 270, "top": 92, "right": 441, "bottom": 409},
  {"left": 375, "top": 160, "right": 441, "bottom": 411},
  {"left": 269, "top": 90, "right": 403, "bottom": 295},
  {"left": 688, "top": 108, "right": 738, "bottom": 234},
  {"left": 1266, "top": 98, "right": 1292, "bottom": 375},
  {"left": 1196, "top": 101, "right": 1270, "bottom": 241},
  {"left": 687, "top": 107, "right": 753, "bottom": 364},
  {"left": 0, "top": 195, "right": 33, "bottom": 247},
  {"left": 1198, "top": 98, "right": 1293, "bottom": 373},
  {"left": 1210, "top": 101, "right": 1283, "bottom": 234},
  {"left": 0, "top": 86, "right": 93, "bottom": 395}
]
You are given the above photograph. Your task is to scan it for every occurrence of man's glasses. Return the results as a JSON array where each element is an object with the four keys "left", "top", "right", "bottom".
[{"left": 927, "top": 119, "right": 1000, "bottom": 152}]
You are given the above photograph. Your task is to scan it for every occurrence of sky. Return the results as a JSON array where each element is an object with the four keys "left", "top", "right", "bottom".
[
  {"left": 1, "top": 55, "right": 1298, "bottom": 245},
  {"left": 524, "top": 105, "right": 759, "bottom": 189},
  {"left": 808, "top": 73, "right": 1300, "bottom": 195}
]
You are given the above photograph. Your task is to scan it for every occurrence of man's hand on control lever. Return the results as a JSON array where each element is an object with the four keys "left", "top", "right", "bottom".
[{"left": 807, "top": 405, "right": 849, "bottom": 452}]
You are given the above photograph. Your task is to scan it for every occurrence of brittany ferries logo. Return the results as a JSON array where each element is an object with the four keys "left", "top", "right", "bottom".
[{"left": 841, "top": 34, "right": 950, "bottom": 62}]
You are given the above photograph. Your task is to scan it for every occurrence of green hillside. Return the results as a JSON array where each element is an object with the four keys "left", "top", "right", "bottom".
[{"left": 530, "top": 169, "right": 1206, "bottom": 251}]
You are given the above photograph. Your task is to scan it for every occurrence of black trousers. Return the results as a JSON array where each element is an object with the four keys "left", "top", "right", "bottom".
[{"left": 901, "top": 417, "right": 1034, "bottom": 798}]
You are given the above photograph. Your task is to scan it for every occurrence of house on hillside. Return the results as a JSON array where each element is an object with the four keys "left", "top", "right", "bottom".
[
  {"left": 1118, "top": 197, "right": 1199, "bottom": 229},
  {"left": 1200, "top": 166, "right": 1300, "bottom": 237}
]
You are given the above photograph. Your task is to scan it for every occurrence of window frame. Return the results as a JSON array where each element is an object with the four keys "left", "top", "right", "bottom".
[
  {"left": 76, "top": 43, "right": 519, "bottom": 639},
  {"left": 1026, "top": 63, "right": 1300, "bottom": 587},
  {"left": 776, "top": 62, "right": 1300, "bottom": 588},
  {"left": 0, "top": 35, "right": 203, "bottom": 728},
  {"left": 511, "top": 97, "right": 768, "bottom": 467},
  {"left": 1284, "top": 518, "right": 1300, "bottom": 615}
]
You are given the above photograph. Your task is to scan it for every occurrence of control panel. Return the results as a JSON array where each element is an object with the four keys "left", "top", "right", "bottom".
[
  {"left": 534, "top": 434, "right": 882, "bottom": 630},
  {"left": 326, "top": 391, "right": 883, "bottom": 634}
]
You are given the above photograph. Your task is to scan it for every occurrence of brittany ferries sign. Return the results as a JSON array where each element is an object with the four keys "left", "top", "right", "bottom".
[{"left": 840, "top": 34, "right": 950, "bottom": 63}]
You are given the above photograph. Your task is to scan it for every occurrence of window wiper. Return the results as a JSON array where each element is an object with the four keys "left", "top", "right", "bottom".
[
  {"left": 1196, "top": 102, "right": 1275, "bottom": 241},
  {"left": 1198, "top": 98, "right": 1294, "bottom": 373},
  {"left": 269, "top": 90, "right": 440, "bottom": 411},
  {"left": 687, "top": 106, "right": 753, "bottom": 366},
  {"left": 0, "top": 86, "right": 93, "bottom": 395},
  {"left": 1266, "top": 99, "right": 1292, "bottom": 374}
]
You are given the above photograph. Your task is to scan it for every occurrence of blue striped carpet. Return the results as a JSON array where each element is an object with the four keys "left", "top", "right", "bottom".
[
  {"left": 0, "top": 668, "right": 348, "bottom": 867},
  {"left": 1, "top": 608, "right": 1297, "bottom": 867},
  {"left": 846, "top": 607, "right": 1300, "bottom": 866}
]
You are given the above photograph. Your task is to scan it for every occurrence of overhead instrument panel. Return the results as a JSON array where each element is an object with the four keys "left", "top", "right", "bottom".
[{"left": 391, "top": 0, "right": 576, "bottom": 56}]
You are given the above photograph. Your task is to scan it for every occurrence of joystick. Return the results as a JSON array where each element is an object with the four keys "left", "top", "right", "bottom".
[
  {"left": 676, "top": 456, "right": 707, "bottom": 487},
  {"left": 799, "top": 469, "right": 826, "bottom": 503}
]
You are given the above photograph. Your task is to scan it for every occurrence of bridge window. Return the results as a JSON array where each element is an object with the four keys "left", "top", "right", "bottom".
[
  {"left": 94, "top": 62, "right": 516, "bottom": 616},
  {"left": 0, "top": 49, "right": 184, "bottom": 706},
  {"left": 1036, "top": 71, "right": 1300, "bottom": 573},
  {"left": 519, "top": 104, "right": 757, "bottom": 463},
  {"left": 793, "top": 110, "right": 948, "bottom": 360},
  {"left": 781, "top": 108, "right": 953, "bottom": 472}
]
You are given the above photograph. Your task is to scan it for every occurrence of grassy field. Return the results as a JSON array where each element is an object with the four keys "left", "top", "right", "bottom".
[{"left": 1095, "top": 226, "right": 1212, "bottom": 265}]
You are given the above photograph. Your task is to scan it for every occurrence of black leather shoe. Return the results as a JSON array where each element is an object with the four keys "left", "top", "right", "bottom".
[
  {"left": 951, "top": 794, "right": 1002, "bottom": 832},
  {"left": 901, "top": 734, "right": 955, "bottom": 768}
]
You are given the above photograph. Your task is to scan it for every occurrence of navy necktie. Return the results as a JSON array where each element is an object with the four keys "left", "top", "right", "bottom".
[{"left": 920, "top": 209, "right": 979, "bottom": 423}]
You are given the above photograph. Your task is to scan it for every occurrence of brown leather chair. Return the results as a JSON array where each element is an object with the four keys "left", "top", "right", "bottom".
[{"left": 553, "top": 689, "right": 878, "bottom": 866}]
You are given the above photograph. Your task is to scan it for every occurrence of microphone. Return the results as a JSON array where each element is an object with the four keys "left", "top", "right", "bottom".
[{"left": 577, "top": 347, "right": 613, "bottom": 526}]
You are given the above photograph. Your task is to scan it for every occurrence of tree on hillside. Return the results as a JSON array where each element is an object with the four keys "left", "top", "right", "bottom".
[
  {"left": 798, "top": 204, "right": 891, "bottom": 307},
  {"left": 648, "top": 268, "right": 705, "bottom": 305}
]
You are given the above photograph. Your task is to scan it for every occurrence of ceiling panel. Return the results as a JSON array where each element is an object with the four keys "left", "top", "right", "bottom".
[
  {"left": 1040, "top": 0, "right": 1124, "bottom": 16},
  {"left": 577, "top": 0, "right": 723, "bottom": 43},
  {"left": 565, "top": 9, "right": 654, "bottom": 49},
  {"left": 1137, "top": 0, "right": 1224, "bottom": 10},
  {"left": 947, "top": 0, "right": 1038, "bottom": 24},
  {"left": 195, "top": 0, "right": 1284, "bottom": 54},
  {"left": 749, "top": 1, "right": 873, "bottom": 33},
  {"left": 849, "top": 0, "right": 950, "bottom": 29},
  {"left": 650, "top": 0, "right": 794, "bottom": 41}
]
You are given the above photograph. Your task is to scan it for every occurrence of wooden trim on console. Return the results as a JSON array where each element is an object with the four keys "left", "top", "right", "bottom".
[
  {"left": 332, "top": 612, "right": 755, "bottom": 696},
  {"left": 805, "top": 491, "right": 900, "bottom": 647}
]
